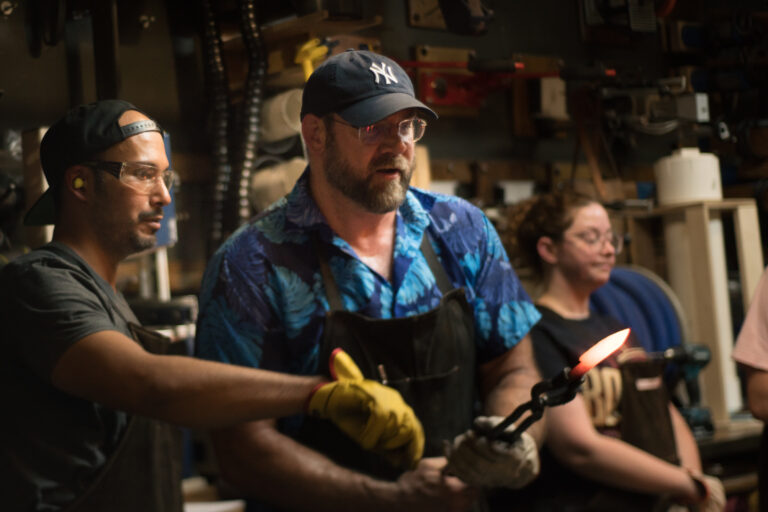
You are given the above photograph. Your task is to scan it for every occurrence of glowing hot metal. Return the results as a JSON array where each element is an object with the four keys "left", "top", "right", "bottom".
[
  {"left": 569, "top": 328, "right": 631, "bottom": 379},
  {"left": 480, "top": 328, "right": 630, "bottom": 443}
]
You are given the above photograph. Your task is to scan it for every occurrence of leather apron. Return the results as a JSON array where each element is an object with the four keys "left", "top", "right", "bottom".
[
  {"left": 585, "top": 358, "right": 678, "bottom": 512},
  {"left": 298, "top": 234, "right": 478, "bottom": 480},
  {"left": 63, "top": 323, "right": 184, "bottom": 512}
]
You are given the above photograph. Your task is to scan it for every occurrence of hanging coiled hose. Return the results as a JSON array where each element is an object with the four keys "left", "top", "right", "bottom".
[
  {"left": 234, "top": 0, "right": 266, "bottom": 226},
  {"left": 201, "top": 0, "right": 231, "bottom": 256}
]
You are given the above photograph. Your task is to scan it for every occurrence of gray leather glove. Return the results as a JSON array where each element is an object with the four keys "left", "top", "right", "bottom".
[
  {"left": 691, "top": 474, "right": 726, "bottom": 512},
  {"left": 443, "top": 416, "right": 540, "bottom": 489}
]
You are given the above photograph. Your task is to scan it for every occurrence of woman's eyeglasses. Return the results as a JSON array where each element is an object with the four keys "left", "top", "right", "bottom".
[{"left": 571, "top": 230, "right": 624, "bottom": 254}]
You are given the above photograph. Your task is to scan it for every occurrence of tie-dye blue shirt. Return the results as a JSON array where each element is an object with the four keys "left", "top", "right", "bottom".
[{"left": 196, "top": 169, "right": 540, "bottom": 381}]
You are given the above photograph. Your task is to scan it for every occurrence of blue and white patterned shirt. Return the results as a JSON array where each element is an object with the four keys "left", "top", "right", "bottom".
[{"left": 196, "top": 169, "right": 540, "bottom": 385}]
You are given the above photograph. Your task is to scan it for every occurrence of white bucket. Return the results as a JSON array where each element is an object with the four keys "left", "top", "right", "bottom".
[
  {"left": 260, "top": 89, "right": 303, "bottom": 142},
  {"left": 654, "top": 148, "right": 722, "bottom": 206}
]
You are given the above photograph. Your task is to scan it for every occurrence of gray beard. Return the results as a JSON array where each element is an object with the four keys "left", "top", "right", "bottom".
[{"left": 323, "top": 142, "right": 413, "bottom": 214}]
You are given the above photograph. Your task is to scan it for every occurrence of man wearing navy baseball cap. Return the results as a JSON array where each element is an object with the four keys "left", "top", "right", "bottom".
[
  {"left": 0, "top": 99, "right": 424, "bottom": 511},
  {"left": 196, "top": 50, "right": 545, "bottom": 511}
]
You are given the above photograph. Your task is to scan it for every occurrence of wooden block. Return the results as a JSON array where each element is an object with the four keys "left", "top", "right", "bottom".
[
  {"left": 414, "top": 45, "right": 477, "bottom": 117},
  {"left": 412, "top": 144, "right": 431, "bottom": 191},
  {"left": 407, "top": 0, "right": 447, "bottom": 29},
  {"left": 733, "top": 201, "right": 764, "bottom": 311}
]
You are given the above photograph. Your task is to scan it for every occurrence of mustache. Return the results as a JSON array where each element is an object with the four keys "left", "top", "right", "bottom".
[
  {"left": 370, "top": 154, "right": 411, "bottom": 172},
  {"left": 138, "top": 210, "right": 164, "bottom": 222}
]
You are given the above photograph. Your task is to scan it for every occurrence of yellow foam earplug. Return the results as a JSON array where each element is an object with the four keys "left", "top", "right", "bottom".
[{"left": 73, "top": 178, "right": 84, "bottom": 189}]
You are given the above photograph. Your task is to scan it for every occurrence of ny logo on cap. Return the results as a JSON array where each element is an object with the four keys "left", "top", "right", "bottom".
[{"left": 369, "top": 62, "right": 398, "bottom": 85}]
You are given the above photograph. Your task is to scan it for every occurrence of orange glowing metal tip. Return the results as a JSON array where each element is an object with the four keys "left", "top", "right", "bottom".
[
  {"left": 569, "top": 328, "right": 631, "bottom": 379},
  {"left": 479, "top": 328, "right": 631, "bottom": 443}
]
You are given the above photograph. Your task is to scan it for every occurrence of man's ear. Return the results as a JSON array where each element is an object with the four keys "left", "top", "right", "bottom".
[
  {"left": 301, "top": 114, "right": 326, "bottom": 154},
  {"left": 536, "top": 236, "right": 559, "bottom": 265},
  {"left": 63, "top": 166, "right": 89, "bottom": 198}
]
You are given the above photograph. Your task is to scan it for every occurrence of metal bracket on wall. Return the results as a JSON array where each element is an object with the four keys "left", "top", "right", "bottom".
[{"left": 24, "top": 0, "right": 65, "bottom": 57}]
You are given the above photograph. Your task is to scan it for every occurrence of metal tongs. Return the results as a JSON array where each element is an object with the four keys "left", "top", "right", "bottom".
[{"left": 476, "top": 328, "right": 631, "bottom": 444}]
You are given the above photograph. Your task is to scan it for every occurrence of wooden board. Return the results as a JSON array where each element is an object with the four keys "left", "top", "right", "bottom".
[{"left": 407, "top": 0, "right": 447, "bottom": 29}]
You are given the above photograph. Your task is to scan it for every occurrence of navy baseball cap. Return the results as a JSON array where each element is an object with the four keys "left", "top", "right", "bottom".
[
  {"left": 24, "top": 99, "right": 162, "bottom": 226},
  {"left": 300, "top": 49, "right": 437, "bottom": 126}
]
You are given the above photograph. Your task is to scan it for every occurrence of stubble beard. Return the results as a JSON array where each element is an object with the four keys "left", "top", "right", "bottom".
[
  {"left": 323, "top": 135, "right": 413, "bottom": 214},
  {"left": 91, "top": 195, "right": 158, "bottom": 259}
]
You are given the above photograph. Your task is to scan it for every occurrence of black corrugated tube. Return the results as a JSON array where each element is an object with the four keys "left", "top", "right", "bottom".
[
  {"left": 201, "top": 0, "right": 231, "bottom": 256},
  {"left": 235, "top": 0, "right": 266, "bottom": 225}
]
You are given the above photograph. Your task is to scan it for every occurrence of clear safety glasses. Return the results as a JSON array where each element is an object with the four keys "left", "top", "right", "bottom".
[{"left": 81, "top": 161, "right": 177, "bottom": 194}]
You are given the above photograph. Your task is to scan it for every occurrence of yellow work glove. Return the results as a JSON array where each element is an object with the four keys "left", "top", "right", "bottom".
[{"left": 306, "top": 348, "right": 424, "bottom": 469}]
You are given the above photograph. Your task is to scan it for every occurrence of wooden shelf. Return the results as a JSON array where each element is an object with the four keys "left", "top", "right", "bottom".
[
  {"left": 265, "top": 67, "right": 305, "bottom": 90},
  {"left": 261, "top": 10, "right": 383, "bottom": 44},
  {"left": 624, "top": 199, "right": 764, "bottom": 427}
]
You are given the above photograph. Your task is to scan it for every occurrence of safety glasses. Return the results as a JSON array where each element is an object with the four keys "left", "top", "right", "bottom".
[{"left": 81, "top": 161, "right": 177, "bottom": 194}]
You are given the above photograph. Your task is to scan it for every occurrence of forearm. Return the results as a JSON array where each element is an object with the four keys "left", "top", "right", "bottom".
[
  {"left": 51, "top": 332, "right": 324, "bottom": 430},
  {"left": 559, "top": 433, "right": 699, "bottom": 500},
  {"left": 211, "top": 421, "right": 399, "bottom": 512},
  {"left": 480, "top": 337, "right": 545, "bottom": 445},
  {"left": 670, "top": 404, "right": 701, "bottom": 472},
  {"left": 135, "top": 355, "right": 324, "bottom": 429}
]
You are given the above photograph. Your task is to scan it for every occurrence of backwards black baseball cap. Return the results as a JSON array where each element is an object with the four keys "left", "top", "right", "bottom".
[
  {"left": 24, "top": 99, "right": 162, "bottom": 226},
  {"left": 300, "top": 49, "right": 437, "bottom": 126}
]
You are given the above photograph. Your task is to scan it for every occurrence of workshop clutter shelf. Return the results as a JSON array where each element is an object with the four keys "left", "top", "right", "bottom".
[{"left": 625, "top": 199, "right": 764, "bottom": 427}]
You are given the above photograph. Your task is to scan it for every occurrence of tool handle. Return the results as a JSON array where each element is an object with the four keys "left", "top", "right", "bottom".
[{"left": 481, "top": 400, "right": 531, "bottom": 440}]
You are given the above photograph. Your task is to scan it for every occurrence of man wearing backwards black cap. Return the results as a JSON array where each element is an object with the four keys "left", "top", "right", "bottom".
[
  {"left": 0, "top": 99, "right": 423, "bottom": 511},
  {"left": 196, "top": 49, "right": 544, "bottom": 511}
]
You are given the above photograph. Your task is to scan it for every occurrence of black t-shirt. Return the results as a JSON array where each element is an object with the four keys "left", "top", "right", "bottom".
[
  {"left": 0, "top": 242, "right": 137, "bottom": 510},
  {"left": 533, "top": 305, "right": 632, "bottom": 433},
  {"left": 506, "top": 305, "right": 659, "bottom": 512}
]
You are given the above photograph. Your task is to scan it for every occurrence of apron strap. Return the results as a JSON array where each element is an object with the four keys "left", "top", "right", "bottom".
[
  {"left": 315, "top": 230, "right": 455, "bottom": 311},
  {"left": 420, "top": 232, "right": 454, "bottom": 295}
]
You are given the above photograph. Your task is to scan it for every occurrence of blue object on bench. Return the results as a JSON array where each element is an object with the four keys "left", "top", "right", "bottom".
[{"left": 590, "top": 266, "right": 685, "bottom": 353}]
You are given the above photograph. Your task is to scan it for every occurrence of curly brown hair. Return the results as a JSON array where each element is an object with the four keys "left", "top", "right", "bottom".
[{"left": 513, "top": 192, "right": 597, "bottom": 280}]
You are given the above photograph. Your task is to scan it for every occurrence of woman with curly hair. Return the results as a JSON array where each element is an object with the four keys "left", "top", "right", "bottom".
[{"left": 505, "top": 191, "right": 724, "bottom": 511}]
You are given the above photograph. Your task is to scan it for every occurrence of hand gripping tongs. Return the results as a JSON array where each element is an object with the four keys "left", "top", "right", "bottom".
[{"left": 476, "top": 328, "right": 631, "bottom": 444}]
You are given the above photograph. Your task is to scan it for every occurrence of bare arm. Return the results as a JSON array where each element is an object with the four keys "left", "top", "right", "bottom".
[
  {"left": 547, "top": 395, "right": 700, "bottom": 500},
  {"left": 669, "top": 403, "right": 702, "bottom": 472},
  {"left": 742, "top": 365, "right": 768, "bottom": 421},
  {"left": 479, "top": 334, "right": 545, "bottom": 445},
  {"left": 210, "top": 420, "right": 477, "bottom": 512},
  {"left": 50, "top": 330, "right": 322, "bottom": 429}
]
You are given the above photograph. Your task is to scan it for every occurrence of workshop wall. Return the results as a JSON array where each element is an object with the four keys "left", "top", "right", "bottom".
[{"left": 1, "top": 0, "right": 767, "bottom": 288}]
